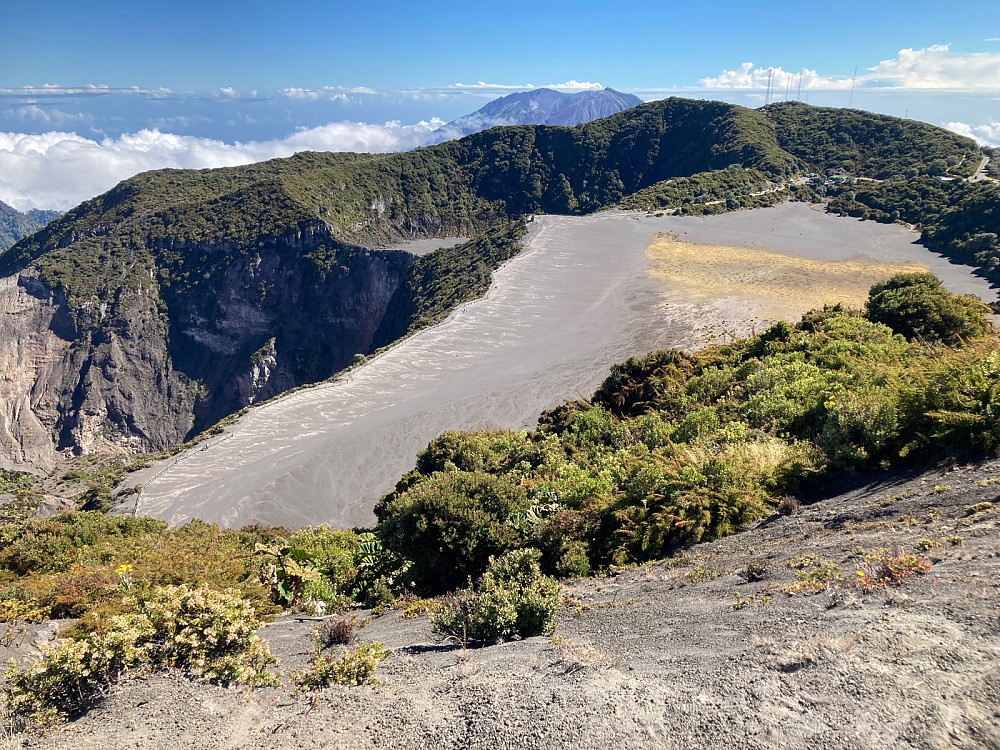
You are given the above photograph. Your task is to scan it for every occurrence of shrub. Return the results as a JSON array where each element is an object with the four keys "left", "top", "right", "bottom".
[
  {"left": 375, "top": 471, "right": 532, "bottom": 591},
  {"left": 855, "top": 549, "right": 931, "bottom": 591},
  {"left": 317, "top": 617, "right": 355, "bottom": 647},
  {"left": 350, "top": 532, "right": 408, "bottom": 607},
  {"left": 554, "top": 541, "right": 591, "bottom": 578},
  {"left": 292, "top": 637, "right": 390, "bottom": 690},
  {"left": 742, "top": 558, "right": 770, "bottom": 582},
  {"left": 115, "top": 585, "right": 278, "bottom": 686},
  {"left": 431, "top": 549, "right": 560, "bottom": 644},
  {"left": 287, "top": 526, "right": 359, "bottom": 595},
  {"left": 299, "top": 578, "right": 350, "bottom": 615},
  {"left": 4, "top": 619, "right": 152, "bottom": 730},
  {"left": 866, "top": 273, "right": 992, "bottom": 345},
  {"left": 4, "top": 585, "right": 277, "bottom": 732},
  {"left": 777, "top": 495, "right": 801, "bottom": 515}
]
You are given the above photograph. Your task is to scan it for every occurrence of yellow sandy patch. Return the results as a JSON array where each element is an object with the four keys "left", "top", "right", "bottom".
[{"left": 646, "top": 234, "right": 927, "bottom": 319}]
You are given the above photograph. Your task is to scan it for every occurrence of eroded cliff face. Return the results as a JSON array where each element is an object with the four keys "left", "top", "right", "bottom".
[
  {"left": 0, "top": 272, "right": 72, "bottom": 472},
  {"left": 162, "top": 230, "right": 415, "bottom": 432},
  {"left": 0, "top": 228, "right": 416, "bottom": 471},
  {"left": 0, "top": 269, "right": 198, "bottom": 471}
]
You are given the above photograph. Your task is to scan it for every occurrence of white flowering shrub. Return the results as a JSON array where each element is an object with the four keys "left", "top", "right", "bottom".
[
  {"left": 292, "top": 634, "right": 391, "bottom": 690},
  {"left": 4, "top": 585, "right": 277, "bottom": 732}
]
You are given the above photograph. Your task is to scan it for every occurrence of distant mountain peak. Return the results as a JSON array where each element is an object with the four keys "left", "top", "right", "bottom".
[{"left": 437, "top": 87, "right": 643, "bottom": 138}]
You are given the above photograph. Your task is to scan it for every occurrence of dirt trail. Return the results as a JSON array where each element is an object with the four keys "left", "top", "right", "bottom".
[{"left": 11, "top": 457, "right": 1000, "bottom": 749}]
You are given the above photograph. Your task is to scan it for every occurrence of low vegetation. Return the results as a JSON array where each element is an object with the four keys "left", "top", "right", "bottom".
[
  {"left": 828, "top": 177, "right": 1000, "bottom": 286},
  {"left": 376, "top": 274, "right": 999, "bottom": 587},
  {"left": 430, "top": 549, "right": 560, "bottom": 644},
  {"left": 4, "top": 585, "right": 277, "bottom": 731},
  {"left": 0, "top": 272, "right": 995, "bottom": 732},
  {"left": 293, "top": 636, "right": 391, "bottom": 690}
]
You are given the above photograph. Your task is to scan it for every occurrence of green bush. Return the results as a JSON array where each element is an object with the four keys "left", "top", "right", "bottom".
[
  {"left": 292, "top": 638, "right": 391, "bottom": 690},
  {"left": 866, "top": 273, "right": 992, "bottom": 345},
  {"left": 376, "top": 278, "right": 998, "bottom": 582},
  {"left": 375, "top": 470, "right": 533, "bottom": 590},
  {"left": 431, "top": 549, "right": 560, "bottom": 644},
  {"left": 4, "top": 585, "right": 277, "bottom": 732}
]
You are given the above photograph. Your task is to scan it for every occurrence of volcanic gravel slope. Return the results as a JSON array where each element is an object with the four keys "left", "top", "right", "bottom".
[
  {"left": 125, "top": 203, "right": 997, "bottom": 530},
  {"left": 10, "top": 456, "right": 1000, "bottom": 750}
]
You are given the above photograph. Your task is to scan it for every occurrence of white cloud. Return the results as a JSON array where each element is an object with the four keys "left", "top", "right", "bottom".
[
  {"left": 450, "top": 81, "right": 536, "bottom": 90},
  {"left": 541, "top": 80, "right": 604, "bottom": 91},
  {"left": 699, "top": 45, "right": 1000, "bottom": 92},
  {"left": 219, "top": 87, "right": 239, "bottom": 98},
  {"left": 701, "top": 62, "right": 853, "bottom": 91},
  {"left": 944, "top": 120, "right": 1000, "bottom": 146},
  {"left": 280, "top": 86, "right": 377, "bottom": 100},
  {"left": 4, "top": 105, "right": 93, "bottom": 126},
  {"left": 448, "top": 80, "right": 604, "bottom": 92},
  {"left": 701, "top": 62, "right": 856, "bottom": 91},
  {"left": 280, "top": 87, "right": 320, "bottom": 99},
  {"left": 0, "top": 85, "right": 172, "bottom": 97},
  {"left": 0, "top": 118, "right": 448, "bottom": 211},
  {"left": 866, "top": 44, "right": 1000, "bottom": 89}
]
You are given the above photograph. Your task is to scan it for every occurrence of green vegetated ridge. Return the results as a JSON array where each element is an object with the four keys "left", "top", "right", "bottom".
[
  {"left": 0, "top": 200, "right": 60, "bottom": 254},
  {"left": 0, "top": 97, "right": 986, "bottom": 457},
  {"left": 767, "top": 102, "right": 980, "bottom": 178},
  {"left": 3, "top": 98, "right": 979, "bottom": 313},
  {"left": 375, "top": 275, "right": 999, "bottom": 589}
]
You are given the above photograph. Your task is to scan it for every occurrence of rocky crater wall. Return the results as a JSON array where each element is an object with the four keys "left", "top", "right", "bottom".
[{"left": 0, "top": 231, "right": 417, "bottom": 471}]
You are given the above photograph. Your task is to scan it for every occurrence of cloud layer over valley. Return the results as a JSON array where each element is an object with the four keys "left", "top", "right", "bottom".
[{"left": 0, "top": 120, "right": 447, "bottom": 211}]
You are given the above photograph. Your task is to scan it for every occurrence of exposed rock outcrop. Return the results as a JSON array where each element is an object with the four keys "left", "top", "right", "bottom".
[{"left": 0, "top": 229, "right": 416, "bottom": 471}]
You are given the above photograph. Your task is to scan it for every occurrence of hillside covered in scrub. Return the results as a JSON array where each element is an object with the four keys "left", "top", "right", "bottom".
[
  {"left": 0, "top": 98, "right": 984, "bottom": 472},
  {"left": 0, "top": 273, "right": 998, "bottom": 744},
  {"left": 0, "top": 201, "right": 59, "bottom": 254},
  {"left": 0, "top": 274, "right": 995, "bottom": 621}
]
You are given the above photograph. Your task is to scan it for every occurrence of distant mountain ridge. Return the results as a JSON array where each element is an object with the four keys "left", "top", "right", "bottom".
[
  {"left": 438, "top": 87, "right": 642, "bottom": 137},
  {"left": 0, "top": 200, "right": 60, "bottom": 252}
]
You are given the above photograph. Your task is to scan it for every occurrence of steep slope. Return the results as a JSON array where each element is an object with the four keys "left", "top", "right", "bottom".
[
  {"left": 0, "top": 99, "right": 980, "bottom": 468},
  {"left": 0, "top": 200, "right": 60, "bottom": 253},
  {"left": 767, "top": 101, "right": 980, "bottom": 178},
  {"left": 438, "top": 87, "right": 643, "bottom": 136}
]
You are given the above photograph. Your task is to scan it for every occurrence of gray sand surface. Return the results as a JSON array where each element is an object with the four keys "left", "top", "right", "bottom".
[
  {"left": 127, "top": 204, "right": 997, "bottom": 529},
  {"left": 379, "top": 237, "right": 468, "bottom": 256}
]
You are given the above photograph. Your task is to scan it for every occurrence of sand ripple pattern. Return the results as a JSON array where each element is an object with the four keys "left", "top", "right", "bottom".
[{"left": 131, "top": 205, "right": 996, "bottom": 529}]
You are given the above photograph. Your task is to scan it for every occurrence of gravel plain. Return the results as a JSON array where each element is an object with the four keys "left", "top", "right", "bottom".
[{"left": 124, "top": 203, "right": 997, "bottom": 530}]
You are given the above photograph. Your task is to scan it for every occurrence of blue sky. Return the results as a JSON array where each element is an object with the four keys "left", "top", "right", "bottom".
[{"left": 2, "top": 0, "right": 999, "bottom": 209}]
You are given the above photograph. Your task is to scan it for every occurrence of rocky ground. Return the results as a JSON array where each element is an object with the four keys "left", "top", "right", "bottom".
[{"left": 1, "top": 456, "right": 998, "bottom": 749}]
